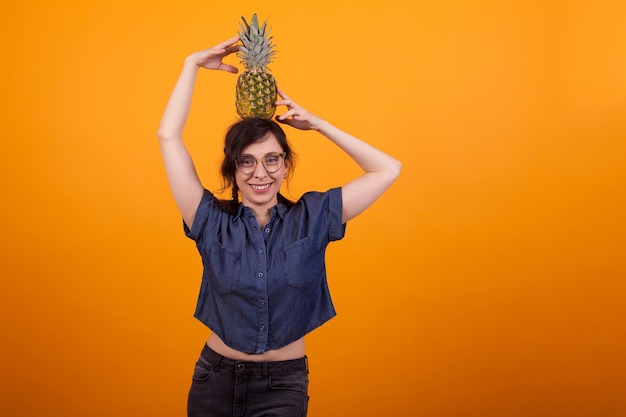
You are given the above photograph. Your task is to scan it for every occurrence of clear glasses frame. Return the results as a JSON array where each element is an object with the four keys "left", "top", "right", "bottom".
[{"left": 235, "top": 152, "right": 286, "bottom": 175}]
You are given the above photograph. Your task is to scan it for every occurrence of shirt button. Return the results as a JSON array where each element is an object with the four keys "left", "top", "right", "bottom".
[
  {"left": 258, "top": 273, "right": 264, "bottom": 278},
  {"left": 260, "top": 326, "right": 265, "bottom": 331},
  {"left": 260, "top": 299, "right": 265, "bottom": 305},
  {"left": 264, "top": 228, "right": 270, "bottom": 233},
  {"left": 258, "top": 249, "right": 264, "bottom": 254}
]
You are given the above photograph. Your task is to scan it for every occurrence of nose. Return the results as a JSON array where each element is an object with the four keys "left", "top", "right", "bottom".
[{"left": 253, "top": 161, "right": 268, "bottom": 178}]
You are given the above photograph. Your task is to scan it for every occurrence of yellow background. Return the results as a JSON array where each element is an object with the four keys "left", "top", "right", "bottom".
[{"left": 2, "top": 1, "right": 626, "bottom": 416}]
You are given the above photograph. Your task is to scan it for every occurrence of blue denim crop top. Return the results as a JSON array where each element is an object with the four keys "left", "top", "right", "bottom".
[{"left": 184, "top": 187, "right": 346, "bottom": 354}]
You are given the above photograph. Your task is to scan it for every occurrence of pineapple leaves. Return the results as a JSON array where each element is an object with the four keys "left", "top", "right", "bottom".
[
  {"left": 240, "top": 16, "right": 251, "bottom": 33},
  {"left": 236, "top": 14, "right": 277, "bottom": 69}
]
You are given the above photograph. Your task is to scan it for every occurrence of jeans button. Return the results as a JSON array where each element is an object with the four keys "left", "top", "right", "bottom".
[{"left": 237, "top": 364, "right": 245, "bottom": 371}]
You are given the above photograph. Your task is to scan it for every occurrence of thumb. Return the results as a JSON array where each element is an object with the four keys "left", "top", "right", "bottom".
[
  {"left": 275, "top": 115, "right": 294, "bottom": 127},
  {"left": 219, "top": 64, "right": 239, "bottom": 74}
]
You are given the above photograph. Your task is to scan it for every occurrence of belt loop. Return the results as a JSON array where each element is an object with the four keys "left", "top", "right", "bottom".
[
  {"left": 304, "top": 356, "right": 309, "bottom": 374},
  {"left": 263, "top": 361, "right": 269, "bottom": 379}
]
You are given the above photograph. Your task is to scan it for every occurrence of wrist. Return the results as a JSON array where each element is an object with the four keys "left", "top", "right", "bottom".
[
  {"left": 184, "top": 54, "right": 201, "bottom": 68},
  {"left": 314, "top": 119, "right": 331, "bottom": 132}
]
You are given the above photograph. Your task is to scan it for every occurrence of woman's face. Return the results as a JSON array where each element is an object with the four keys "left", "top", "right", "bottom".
[{"left": 235, "top": 133, "right": 287, "bottom": 212}]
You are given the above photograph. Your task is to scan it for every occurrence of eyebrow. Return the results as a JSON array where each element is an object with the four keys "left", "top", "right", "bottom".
[{"left": 238, "top": 152, "right": 283, "bottom": 158}]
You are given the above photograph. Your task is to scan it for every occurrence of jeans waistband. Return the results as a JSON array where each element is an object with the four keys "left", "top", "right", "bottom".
[{"left": 200, "top": 343, "right": 308, "bottom": 375}]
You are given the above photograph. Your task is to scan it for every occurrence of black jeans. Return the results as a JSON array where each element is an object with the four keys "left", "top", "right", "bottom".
[{"left": 188, "top": 344, "right": 309, "bottom": 417}]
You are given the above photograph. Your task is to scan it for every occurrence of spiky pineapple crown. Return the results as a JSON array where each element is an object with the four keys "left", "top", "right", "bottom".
[{"left": 237, "top": 14, "right": 277, "bottom": 71}]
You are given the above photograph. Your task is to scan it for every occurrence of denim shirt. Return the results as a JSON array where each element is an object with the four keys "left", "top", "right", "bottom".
[{"left": 184, "top": 187, "right": 346, "bottom": 354}]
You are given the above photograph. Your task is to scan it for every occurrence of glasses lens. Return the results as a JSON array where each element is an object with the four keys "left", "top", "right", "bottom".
[
  {"left": 236, "top": 156, "right": 256, "bottom": 174},
  {"left": 263, "top": 153, "right": 284, "bottom": 173}
]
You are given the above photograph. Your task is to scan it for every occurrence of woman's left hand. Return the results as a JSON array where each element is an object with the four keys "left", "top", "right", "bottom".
[{"left": 275, "top": 88, "right": 325, "bottom": 131}]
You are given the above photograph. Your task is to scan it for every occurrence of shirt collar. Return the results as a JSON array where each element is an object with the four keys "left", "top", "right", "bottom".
[
  {"left": 232, "top": 200, "right": 287, "bottom": 222},
  {"left": 275, "top": 202, "right": 287, "bottom": 220}
]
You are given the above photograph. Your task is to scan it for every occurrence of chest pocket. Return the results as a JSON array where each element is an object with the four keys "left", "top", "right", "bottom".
[
  {"left": 206, "top": 243, "right": 241, "bottom": 295},
  {"left": 282, "top": 235, "right": 325, "bottom": 289}
]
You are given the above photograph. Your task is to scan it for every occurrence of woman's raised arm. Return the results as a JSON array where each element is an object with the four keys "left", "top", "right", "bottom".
[
  {"left": 157, "top": 36, "right": 239, "bottom": 227},
  {"left": 275, "top": 88, "right": 401, "bottom": 223}
]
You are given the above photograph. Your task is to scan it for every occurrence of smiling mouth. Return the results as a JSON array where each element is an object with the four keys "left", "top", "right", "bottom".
[{"left": 250, "top": 183, "right": 271, "bottom": 191}]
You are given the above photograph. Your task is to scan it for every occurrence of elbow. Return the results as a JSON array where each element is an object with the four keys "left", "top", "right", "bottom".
[
  {"left": 157, "top": 128, "right": 176, "bottom": 143},
  {"left": 157, "top": 127, "right": 167, "bottom": 142},
  {"left": 389, "top": 158, "right": 402, "bottom": 182},
  {"left": 377, "top": 158, "right": 401, "bottom": 188}
]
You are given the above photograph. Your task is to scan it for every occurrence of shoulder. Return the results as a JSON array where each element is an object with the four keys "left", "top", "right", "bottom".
[
  {"left": 296, "top": 187, "right": 343, "bottom": 208},
  {"left": 185, "top": 189, "right": 238, "bottom": 240}
]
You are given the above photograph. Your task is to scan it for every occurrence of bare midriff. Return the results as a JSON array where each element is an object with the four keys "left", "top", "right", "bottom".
[{"left": 206, "top": 333, "right": 306, "bottom": 362}]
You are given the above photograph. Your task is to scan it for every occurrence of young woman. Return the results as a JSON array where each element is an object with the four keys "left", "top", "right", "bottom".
[{"left": 158, "top": 35, "right": 401, "bottom": 417}]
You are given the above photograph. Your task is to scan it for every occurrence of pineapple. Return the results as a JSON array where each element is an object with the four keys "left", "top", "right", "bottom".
[{"left": 236, "top": 14, "right": 278, "bottom": 119}]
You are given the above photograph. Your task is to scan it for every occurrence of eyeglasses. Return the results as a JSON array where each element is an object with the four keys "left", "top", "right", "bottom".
[{"left": 235, "top": 152, "right": 286, "bottom": 175}]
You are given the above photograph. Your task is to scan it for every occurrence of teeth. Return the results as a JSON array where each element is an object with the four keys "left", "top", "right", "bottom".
[{"left": 251, "top": 184, "right": 270, "bottom": 191}]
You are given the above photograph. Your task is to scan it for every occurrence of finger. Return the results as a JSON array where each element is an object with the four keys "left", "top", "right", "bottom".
[
  {"left": 216, "top": 36, "right": 240, "bottom": 48},
  {"left": 276, "top": 98, "right": 300, "bottom": 110},
  {"left": 275, "top": 99, "right": 291, "bottom": 107},
  {"left": 275, "top": 114, "right": 292, "bottom": 125},
  {"left": 285, "top": 108, "right": 301, "bottom": 118},
  {"left": 276, "top": 108, "right": 298, "bottom": 120},
  {"left": 276, "top": 100, "right": 295, "bottom": 111},
  {"left": 276, "top": 87, "right": 289, "bottom": 100},
  {"left": 219, "top": 64, "right": 239, "bottom": 74},
  {"left": 275, "top": 111, "right": 290, "bottom": 121},
  {"left": 223, "top": 45, "right": 240, "bottom": 55}
]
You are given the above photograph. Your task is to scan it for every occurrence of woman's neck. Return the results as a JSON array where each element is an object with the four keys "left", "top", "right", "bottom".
[{"left": 246, "top": 205, "right": 271, "bottom": 228}]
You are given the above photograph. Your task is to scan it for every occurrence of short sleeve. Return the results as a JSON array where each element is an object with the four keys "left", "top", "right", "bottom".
[
  {"left": 327, "top": 187, "right": 346, "bottom": 241},
  {"left": 183, "top": 189, "right": 216, "bottom": 242},
  {"left": 295, "top": 187, "right": 346, "bottom": 242}
]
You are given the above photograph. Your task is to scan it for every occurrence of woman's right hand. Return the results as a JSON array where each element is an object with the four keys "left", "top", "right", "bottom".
[{"left": 189, "top": 36, "right": 240, "bottom": 74}]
